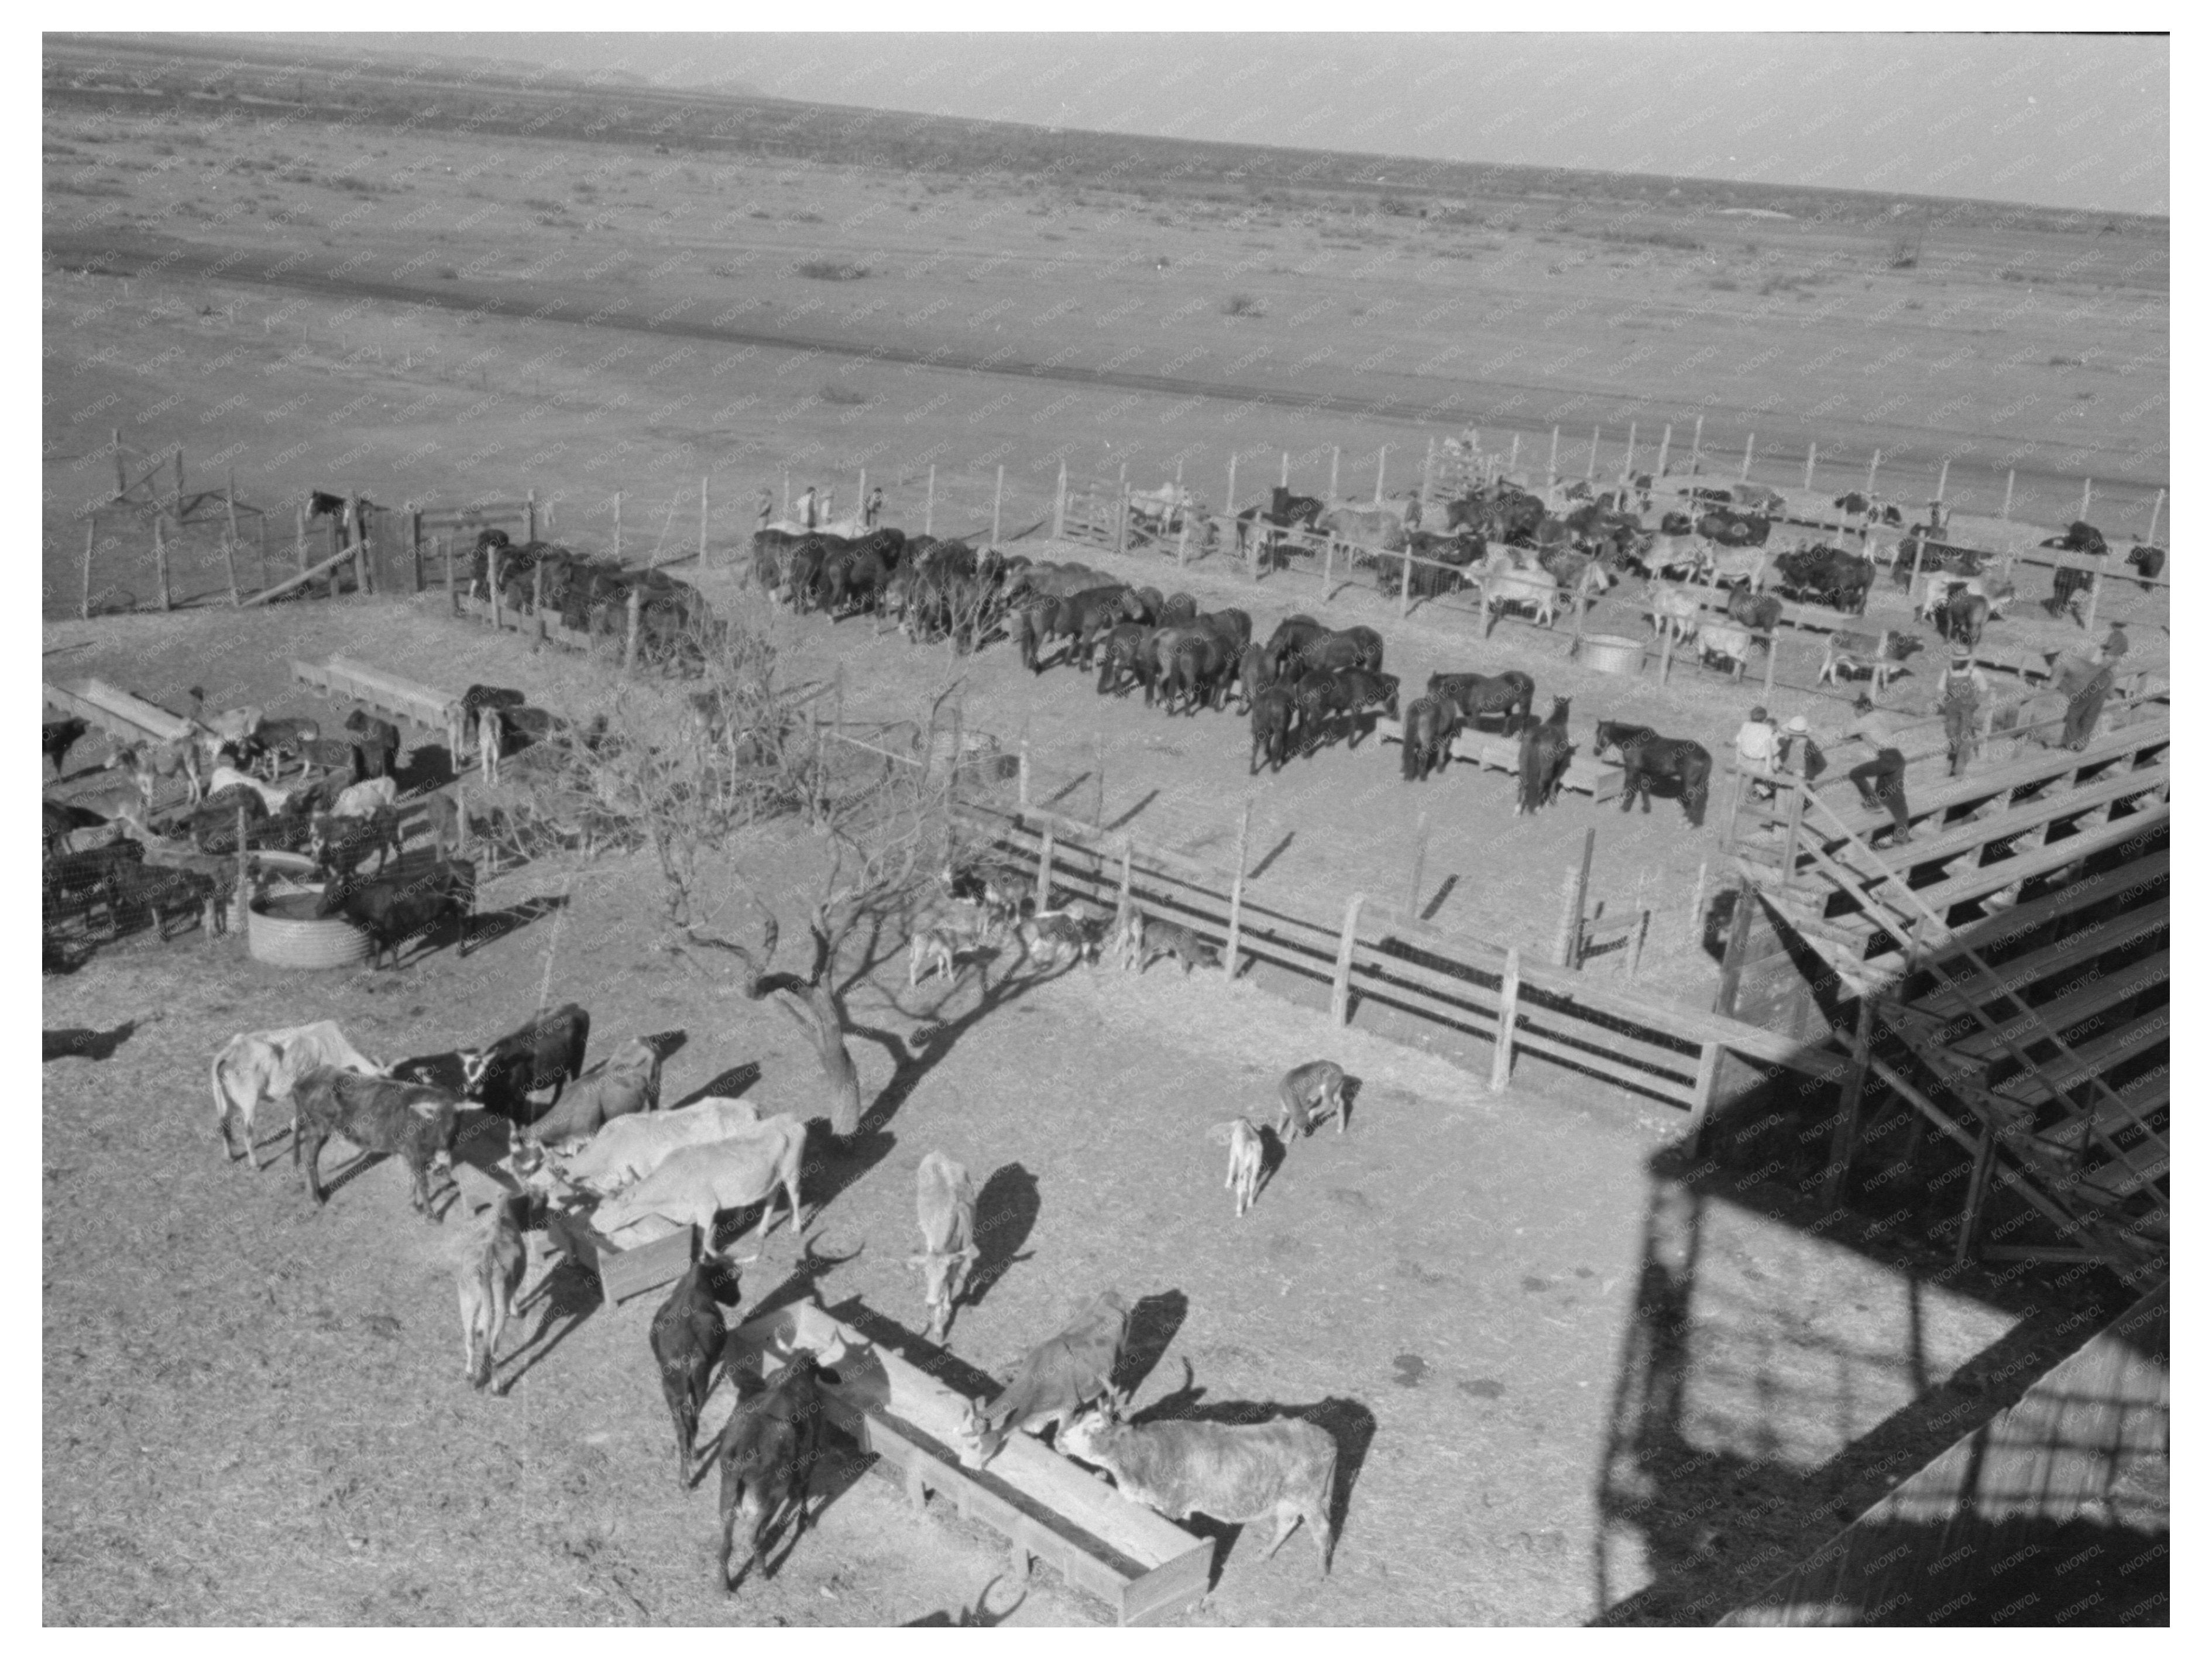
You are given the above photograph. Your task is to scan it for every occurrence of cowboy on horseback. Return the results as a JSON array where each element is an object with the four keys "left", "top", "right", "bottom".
[{"left": 1938, "top": 647, "right": 1991, "bottom": 777}]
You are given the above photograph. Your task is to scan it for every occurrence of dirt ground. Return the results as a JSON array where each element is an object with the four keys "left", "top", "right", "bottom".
[{"left": 42, "top": 593, "right": 2121, "bottom": 1627}]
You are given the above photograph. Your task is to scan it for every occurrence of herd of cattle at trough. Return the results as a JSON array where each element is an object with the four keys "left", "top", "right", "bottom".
[{"left": 43, "top": 458, "right": 2162, "bottom": 1612}]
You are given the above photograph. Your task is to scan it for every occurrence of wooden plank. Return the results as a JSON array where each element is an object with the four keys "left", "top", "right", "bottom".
[
  {"left": 1892, "top": 801, "right": 2169, "bottom": 919},
  {"left": 1931, "top": 952, "right": 2168, "bottom": 1061},
  {"left": 1812, "top": 763, "right": 2169, "bottom": 886},
  {"left": 57, "top": 679, "right": 195, "bottom": 744},
  {"left": 321, "top": 654, "right": 459, "bottom": 730}
]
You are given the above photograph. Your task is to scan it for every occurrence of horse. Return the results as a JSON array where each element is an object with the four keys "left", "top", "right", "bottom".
[
  {"left": 1233, "top": 641, "right": 1275, "bottom": 713},
  {"left": 1264, "top": 615, "right": 1331, "bottom": 681},
  {"left": 1427, "top": 671, "right": 1534, "bottom": 734},
  {"left": 1399, "top": 694, "right": 1461, "bottom": 784},
  {"left": 1094, "top": 624, "right": 1150, "bottom": 697},
  {"left": 1162, "top": 632, "right": 1231, "bottom": 716},
  {"left": 1248, "top": 688, "right": 1296, "bottom": 775},
  {"left": 1234, "top": 495, "right": 1324, "bottom": 564},
  {"left": 1593, "top": 720, "right": 1713, "bottom": 827},
  {"left": 1516, "top": 699, "right": 1574, "bottom": 816}
]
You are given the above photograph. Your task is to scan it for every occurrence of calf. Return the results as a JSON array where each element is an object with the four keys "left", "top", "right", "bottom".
[
  {"left": 1211, "top": 1118, "right": 1264, "bottom": 1217},
  {"left": 459, "top": 1002, "right": 592, "bottom": 1120},
  {"left": 552, "top": 1095, "right": 762, "bottom": 1195},
  {"left": 331, "top": 775, "right": 400, "bottom": 818},
  {"left": 1015, "top": 906, "right": 1095, "bottom": 971},
  {"left": 907, "top": 928, "right": 957, "bottom": 988},
  {"left": 1137, "top": 919, "right": 1220, "bottom": 976},
  {"left": 956, "top": 1290, "right": 1129, "bottom": 1470},
  {"left": 320, "top": 858, "right": 475, "bottom": 969},
  {"left": 456, "top": 1193, "right": 529, "bottom": 1392},
  {"left": 717, "top": 1345, "right": 833, "bottom": 1592},
  {"left": 291, "top": 1065, "right": 462, "bottom": 1221},
  {"left": 1818, "top": 628, "right": 1902, "bottom": 694},
  {"left": 211, "top": 1021, "right": 389, "bottom": 1169},
  {"left": 1278, "top": 1060, "right": 1348, "bottom": 1138},
  {"left": 311, "top": 806, "right": 401, "bottom": 883},
  {"left": 1059, "top": 1404, "right": 1337, "bottom": 1575},
  {"left": 590, "top": 1113, "right": 808, "bottom": 1246},
  {"left": 650, "top": 1254, "right": 734, "bottom": 1490},
  {"left": 908, "top": 1151, "right": 980, "bottom": 1344},
  {"left": 248, "top": 717, "right": 321, "bottom": 781},
  {"left": 43, "top": 716, "right": 89, "bottom": 778},
  {"left": 519, "top": 1037, "right": 661, "bottom": 1148},
  {"left": 111, "top": 736, "right": 205, "bottom": 809}
]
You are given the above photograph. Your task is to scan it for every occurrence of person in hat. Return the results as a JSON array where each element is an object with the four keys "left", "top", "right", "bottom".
[
  {"left": 1776, "top": 712, "right": 1827, "bottom": 786},
  {"left": 1847, "top": 747, "right": 1914, "bottom": 847},
  {"left": 864, "top": 485, "right": 885, "bottom": 531},
  {"left": 1936, "top": 647, "right": 1990, "bottom": 777},
  {"left": 797, "top": 483, "right": 819, "bottom": 530},
  {"left": 2059, "top": 635, "right": 2122, "bottom": 750},
  {"left": 1734, "top": 704, "right": 1779, "bottom": 800}
]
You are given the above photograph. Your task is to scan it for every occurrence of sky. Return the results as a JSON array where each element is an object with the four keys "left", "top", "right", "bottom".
[{"left": 262, "top": 29, "right": 2169, "bottom": 217}]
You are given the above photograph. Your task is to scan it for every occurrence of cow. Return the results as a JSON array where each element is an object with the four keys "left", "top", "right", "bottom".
[
  {"left": 43, "top": 717, "right": 89, "bottom": 778},
  {"left": 589, "top": 1113, "right": 808, "bottom": 1248},
  {"left": 310, "top": 806, "right": 401, "bottom": 884},
  {"left": 1136, "top": 919, "right": 1221, "bottom": 976},
  {"left": 956, "top": 1290, "right": 1130, "bottom": 1470},
  {"left": 211, "top": 1020, "right": 389, "bottom": 1169},
  {"left": 456, "top": 1193, "right": 529, "bottom": 1392},
  {"left": 1277, "top": 1060, "right": 1348, "bottom": 1138},
  {"left": 1060, "top": 1403, "right": 1338, "bottom": 1575},
  {"left": 2125, "top": 544, "right": 2166, "bottom": 592},
  {"left": 716, "top": 1344, "right": 833, "bottom": 1593},
  {"left": 518, "top": 1037, "right": 662, "bottom": 1148},
  {"left": 1210, "top": 1118, "right": 1264, "bottom": 1217},
  {"left": 110, "top": 736, "right": 204, "bottom": 809},
  {"left": 908, "top": 1150, "right": 979, "bottom": 1344},
  {"left": 459, "top": 1002, "right": 592, "bottom": 1121},
  {"left": 1483, "top": 567, "right": 1561, "bottom": 629},
  {"left": 343, "top": 710, "right": 402, "bottom": 781},
  {"left": 317, "top": 858, "right": 475, "bottom": 970},
  {"left": 419, "top": 792, "right": 463, "bottom": 859},
  {"left": 1818, "top": 629, "right": 1906, "bottom": 694},
  {"left": 1647, "top": 588, "right": 1701, "bottom": 644},
  {"left": 290, "top": 1065, "right": 462, "bottom": 1221},
  {"left": 650, "top": 1254, "right": 734, "bottom": 1490},
  {"left": 551, "top": 1096, "right": 763, "bottom": 1196}
]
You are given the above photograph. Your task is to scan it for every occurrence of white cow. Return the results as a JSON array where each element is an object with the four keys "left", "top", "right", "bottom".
[
  {"left": 210, "top": 1021, "right": 387, "bottom": 1169},
  {"left": 205, "top": 764, "right": 295, "bottom": 815},
  {"left": 332, "top": 775, "right": 400, "bottom": 818},
  {"left": 551, "top": 1095, "right": 762, "bottom": 1195},
  {"left": 589, "top": 1112, "right": 808, "bottom": 1248},
  {"left": 908, "top": 1150, "right": 979, "bottom": 1342}
]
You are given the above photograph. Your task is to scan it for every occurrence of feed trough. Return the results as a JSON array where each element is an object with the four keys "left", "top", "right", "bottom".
[
  {"left": 246, "top": 893, "right": 371, "bottom": 969},
  {"left": 1580, "top": 633, "right": 1646, "bottom": 676}
]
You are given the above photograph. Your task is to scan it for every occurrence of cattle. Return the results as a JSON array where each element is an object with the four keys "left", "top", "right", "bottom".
[
  {"left": 957, "top": 1290, "right": 1129, "bottom": 1470},
  {"left": 318, "top": 858, "right": 475, "bottom": 970},
  {"left": 1818, "top": 629, "right": 1908, "bottom": 694},
  {"left": 330, "top": 775, "right": 399, "bottom": 819},
  {"left": 1647, "top": 588, "right": 1701, "bottom": 644},
  {"left": 210, "top": 1020, "right": 389, "bottom": 1169},
  {"left": 2125, "top": 544, "right": 2166, "bottom": 592},
  {"left": 717, "top": 1344, "right": 834, "bottom": 1592},
  {"left": 459, "top": 1002, "right": 592, "bottom": 1121},
  {"left": 1248, "top": 686, "right": 1296, "bottom": 775},
  {"left": 1317, "top": 503, "right": 1409, "bottom": 555},
  {"left": 1136, "top": 919, "right": 1221, "bottom": 976},
  {"left": 520, "top": 1037, "right": 662, "bottom": 1148},
  {"left": 552, "top": 1095, "right": 763, "bottom": 1194},
  {"left": 1726, "top": 588, "right": 1783, "bottom": 634},
  {"left": 43, "top": 717, "right": 89, "bottom": 778},
  {"left": 186, "top": 688, "right": 265, "bottom": 762},
  {"left": 1770, "top": 546, "right": 1873, "bottom": 614},
  {"left": 650, "top": 1254, "right": 734, "bottom": 1490},
  {"left": 342, "top": 710, "right": 402, "bottom": 780},
  {"left": 310, "top": 806, "right": 401, "bottom": 883},
  {"left": 1015, "top": 906, "right": 1096, "bottom": 971},
  {"left": 245, "top": 716, "right": 321, "bottom": 781},
  {"left": 1210, "top": 1118, "right": 1264, "bottom": 1217},
  {"left": 908, "top": 1150, "right": 980, "bottom": 1343},
  {"left": 1277, "top": 1060, "right": 1348, "bottom": 1138},
  {"left": 291, "top": 1065, "right": 462, "bottom": 1221},
  {"left": 1696, "top": 617, "right": 1756, "bottom": 679},
  {"left": 110, "top": 736, "right": 204, "bottom": 809},
  {"left": 419, "top": 792, "right": 463, "bottom": 859},
  {"left": 1483, "top": 567, "right": 1561, "bottom": 628},
  {"left": 1059, "top": 1403, "right": 1338, "bottom": 1575},
  {"left": 589, "top": 1113, "right": 808, "bottom": 1247},
  {"left": 456, "top": 1193, "right": 529, "bottom": 1392}
]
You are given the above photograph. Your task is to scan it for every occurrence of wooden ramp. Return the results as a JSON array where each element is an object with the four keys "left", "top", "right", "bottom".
[
  {"left": 730, "top": 1300, "right": 1212, "bottom": 1625},
  {"left": 43, "top": 679, "right": 194, "bottom": 747},
  {"left": 293, "top": 655, "right": 456, "bottom": 734}
]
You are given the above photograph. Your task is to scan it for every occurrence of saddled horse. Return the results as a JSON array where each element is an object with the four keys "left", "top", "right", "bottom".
[
  {"left": 1516, "top": 698, "right": 1574, "bottom": 816},
  {"left": 1593, "top": 719, "right": 1713, "bottom": 827},
  {"left": 1248, "top": 687, "right": 1297, "bottom": 775},
  {"left": 1399, "top": 694, "right": 1462, "bottom": 784},
  {"left": 1428, "top": 670, "right": 1534, "bottom": 734}
]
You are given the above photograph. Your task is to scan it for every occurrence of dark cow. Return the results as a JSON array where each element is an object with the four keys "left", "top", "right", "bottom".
[
  {"left": 717, "top": 1345, "right": 832, "bottom": 1592},
  {"left": 957, "top": 1290, "right": 1129, "bottom": 1469},
  {"left": 317, "top": 858, "right": 475, "bottom": 969},
  {"left": 1770, "top": 546, "right": 1873, "bottom": 614},
  {"left": 43, "top": 717, "right": 90, "bottom": 778},
  {"left": 2125, "top": 544, "right": 2166, "bottom": 593},
  {"left": 290, "top": 1064, "right": 461, "bottom": 1220},
  {"left": 342, "top": 710, "right": 402, "bottom": 781},
  {"left": 459, "top": 1002, "right": 592, "bottom": 1121},
  {"left": 651, "top": 1255, "right": 734, "bottom": 1492}
]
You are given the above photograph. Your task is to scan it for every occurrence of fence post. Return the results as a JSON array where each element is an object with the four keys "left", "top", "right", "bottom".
[
  {"left": 1224, "top": 801, "right": 1251, "bottom": 981},
  {"left": 1657, "top": 624, "right": 1674, "bottom": 686},
  {"left": 531, "top": 561, "right": 546, "bottom": 646},
  {"left": 992, "top": 465, "right": 1004, "bottom": 547},
  {"left": 1509, "top": 432, "right": 1520, "bottom": 475},
  {"left": 525, "top": 489, "right": 537, "bottom": 543},
  {"left": 1547, "top": 425, "right": 1559, "bottom": 490},
  {"left": 1864, "top": 449, "right": 1880, "bottom": 499},
  {"left": 1934, "top": 456, "right": 1950, "bottom": 509},
  {"left": 1177, "top": 516, "right": 1190, "bottom": 568},
  {"left": 153, "top": 516, "right": 171, "bottom": 612},
  {"left": 1823, "top": 996, "right": 1877, "bottom": 1207},
  {"left": 442, "top": 534, "right": 455, "bottom": 614},
  {"left": 1053, "top": 460, "right": 1067, "bottom": 541},
  {"left": 1688, "top": 413, "right": 1703, "bottom": 475},
  {"left": 1626, "top": 907, "right": 1650, "bottom": 981},
  {"left": 1017, "top": 740, "right": 1030, "bottom": 809},
  {"left": 80, "top": 520, "right": 94, "bottom": 619},
  {"left": 700, "top": 475, "right": 709, "bottom": 565},
  {"left": 1780, "top": 780, "right": 1806, "bottom": 882},
  {"left": 1327, "top": 446, "right": 1338, "bottom": 501},
  {"left": 1421, "top": 437, "right": 1435, "bottom": 510},
  {"left": 456, "top": 779, "right": 468, "bottom": 856},
  {"left": 1687, "top": 858, "right": 1709, "bottom": 947},
  {"left": 1553, "top": 867, "right": 1580, "bottom": 969},
  {"left": 409, "top": 506, "right": 423, "bottom": 593},
  {"left": 1622, "top": 421, "right": 1637, "bottom": 485},
  {"left": 1114, "top": 463, "right": 1128, "bottom": 556},
  {"left": 490, "top": 552, "right": 503, "bottom": 633},
  {"left": 925, "top": 464, "right": 935, "bottom": 536},
  {"left": 1226, "top": 452, "right": 1239, "bottom": 519},
  {"left": 295, "top": 503, "right": 307, "bottom": 585},
  {"left": 222, "top": 534, "right": 241, "bottom": 606},
  {"left": 1328, "top": 893, "right": 1365, "bottom": 1028},
  {"left": 1655, "top": 423, "right": 1671, "bottom": 480},
  {"left": 1489, "top": 947, "right": 1521, "bottom": 1091},
  {"left": 2079, "top": 476, "right": 2093, "bottom": 523},
  {"left": 1586, "top": 425, "right": 1599, "bottom": 482},
  {"left": 1093, "top": 736, "right": 1106, "bottom": 828},
  {"left": 1687, "top": 1040, "right": 1724, "bottom": 1153},
  {"left": 1761, "top": 630, "right": 1780, "bottom": 702},
  {"left": 1804, "top": 442, "right": 1816, "bottom": 492},
  {"left": 2001, "top": 468, "right": 2015, "bottom": 521},
  {"left": 1035, "top": 823, "right": 1055, "bottom": 909},
  {"left": 622, "top": 585, "right": 641, "bottom": 675},
  {"left": 1321, "top": 537, "right": 1334, "bottom": 597},
  {"left": 1406, "top": 810, "right": 1429, "bottom": 919},
  {"left": 2145, "top": 487, "right": 2165, "bottom": 546},
  {"left": 1399, "top": 544, "right": 1414, "bottom": 617},
  {"left": 2082, "top": 565, "right": 2103, "bottom": 635},
  {"left": 1373, "top": 446, "right": 1386, "bottom": 506},
  {"left": 1739, "top": 432, "right": 1754, "bottom": 481}
]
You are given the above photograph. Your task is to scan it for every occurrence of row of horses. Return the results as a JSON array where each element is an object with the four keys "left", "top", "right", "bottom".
[{"left": 470, "top": 530, "right": 719, "bottom": 670}]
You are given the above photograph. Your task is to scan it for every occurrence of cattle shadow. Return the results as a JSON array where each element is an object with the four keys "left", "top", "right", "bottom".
[
  {"left": 401, "top": 744, "right": 461, "bottom": 792},
  {"left": 964, "top": 1162, "right": 1041, "bottom": 1309},
  {"left": 901, "top": 1578, "right": 1026, "bottom": 1626},
  {"left": 499, "top": 1253, "right": 603, "bottom": 1393},
  {"left": 1255, "top": 1125, "right": 1292, "bottom": 1199},
  {"left": 1418, "top": 874, "right": 1459, "bottom": 923},
  {"left": 1104, "top": 788, "right": 1160, "bottom": 833},
  {"left": 1122, "top": 1387, "right": 1378, "bottom": 1585},
  {"left": 824, "top": 1294, "right": 1006, "bottom": 1404},
  {"left": 464, "top": 891, "right": 569, "bottom": 952},
  {"left": 304, "top": 1148, "right": 461, "bottom": 1221},
  {"left": 1246, "top": 832, "right": 1295, "bottom": 881},
  {"left": 1114, "top": 1289, "right": 1190, "bottom": 1403},
  {"left": 739, "top": 1236, "right": 864, "bottom": 1327},
  {"left": 42, "top": 1017, "right": 153, "bottom": 1062},
  {"left": 638, "top": 1029, "right": 688, "bottom": 1064},
  {"left": 671, "top": 1060, "right": 762, "bottom": 1108}
]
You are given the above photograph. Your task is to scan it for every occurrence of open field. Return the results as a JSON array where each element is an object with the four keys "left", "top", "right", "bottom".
[{"left": 45, "top": 40, "right": 2167, "bottom": 1627}]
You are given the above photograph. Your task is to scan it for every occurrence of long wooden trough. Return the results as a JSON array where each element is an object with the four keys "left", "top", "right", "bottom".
[
  {"left": 292, "top": 655, "right": 457, "bottom": 734},
  {"left": 729, "top": 1299, "right": 1213, "bottom": 1625},
  {"left": 42, "top": 678, "right": 195, "bottom": 747}
]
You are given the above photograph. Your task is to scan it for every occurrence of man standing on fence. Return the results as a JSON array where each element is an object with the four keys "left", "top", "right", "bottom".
[
  {"left": 864, "top": 486, "right": 884, "bottom": 531},
  {"left": 1776, "top": 713, "right": 1828, "bottom": 786},
  {"left": 755, "top": 488, "right": 774, "bottom": 533},
  {"left": 1847, "top": 747, "right": 1915, "bottom": 848},
  {"left": 1735, "top": 705, "right": 1779, "bottom": 801},
  {"left": 1937, "top": 648, "right": 1990, "bottom": 777},
  {"left": 798, "top": 484, "right": 818, "bottom": 530}
]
